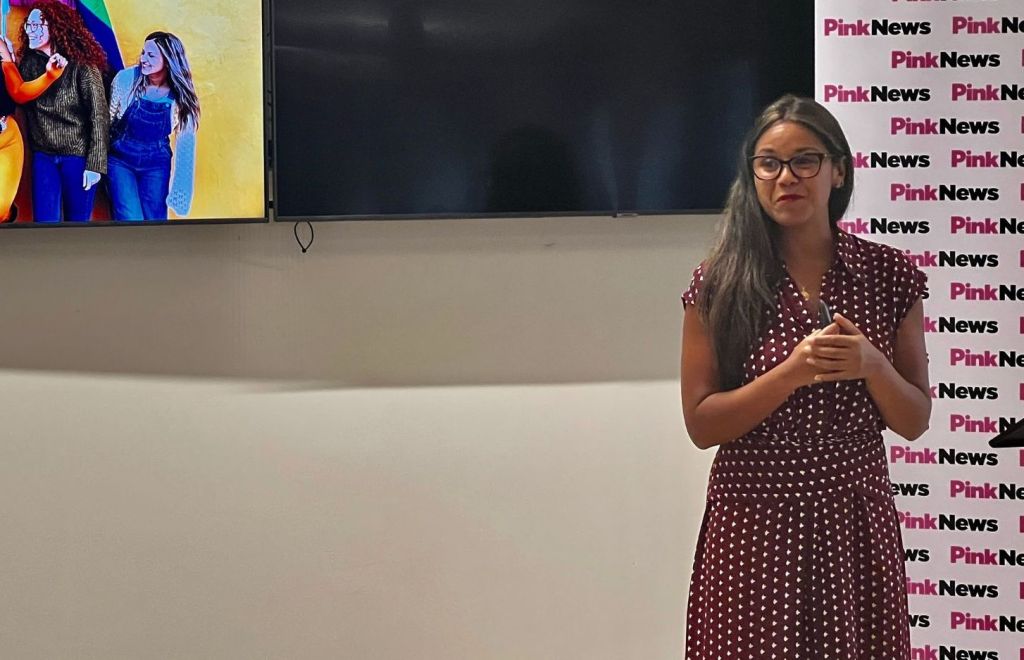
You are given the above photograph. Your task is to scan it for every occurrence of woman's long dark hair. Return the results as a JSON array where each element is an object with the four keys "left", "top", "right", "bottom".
[{"left": 695, "top": 95, "right": 854, "bottom": 390}]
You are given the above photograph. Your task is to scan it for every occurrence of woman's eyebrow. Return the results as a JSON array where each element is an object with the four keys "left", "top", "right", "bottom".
[{"left": 753, "top": 146, "right": 823, "bottom": 156}]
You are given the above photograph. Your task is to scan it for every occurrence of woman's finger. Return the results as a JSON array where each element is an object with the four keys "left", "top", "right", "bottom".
[
  {"left": 819, "top": 322, "right": 842, "bottom": 336},
  {"left": 831, "top": 313, "right": 863, "bottom": 335},
  {"left": 813, "top": 370, "right": 855, "bottom": 382},
  {"left": 806, "top": 356, "right": 845, "bottom": 370},
  {"left": 808, "top": 346, "right": 847, "bottom": 360},
  {"left": 811, "top": 335, "right": 856, "bottom": 348}
]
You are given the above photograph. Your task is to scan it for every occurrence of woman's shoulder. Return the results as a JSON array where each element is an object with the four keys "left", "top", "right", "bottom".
[
  {"left": 836, "top": 231, "right": 927, "bottom": 312},
  {"left": 681, "top": 261, "right": 706, "bottom": 307},
  {"left": 67, "top": 61, "right": 105, "bottom": 85},
  {"left": 111, "top": 66, "right": 138, "bottom": 86},
  {"left": 837, "top": 230, "right": 917, "bottom": 273},
  {"left": 17, "top": 49, "right": 46, "bottom": 72}
]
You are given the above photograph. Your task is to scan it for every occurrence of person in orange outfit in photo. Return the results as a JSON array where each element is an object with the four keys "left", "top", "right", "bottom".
[{"left": 0, "top": 36, "right": 64, "bottom": 222}]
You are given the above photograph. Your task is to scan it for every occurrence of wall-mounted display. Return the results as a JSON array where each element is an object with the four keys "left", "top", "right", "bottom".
[
  {"left": 272, "top": 0, "right": 813, "bottom": 220},
  {"left": 1, "top": 0, "right": 266, "bottom": 226}
]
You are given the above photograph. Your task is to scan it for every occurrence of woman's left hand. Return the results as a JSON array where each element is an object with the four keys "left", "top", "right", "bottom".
[
  {"left": 83, "top": 170, "right": 101, "bottom": 191},
  {"left": 804, "top": 313, "right": 885, "bottom": 382}
]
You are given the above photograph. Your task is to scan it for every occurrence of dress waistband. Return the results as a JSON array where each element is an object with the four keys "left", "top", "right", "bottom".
[{"left": 706, "top": 431, "right": 891, "bottom": 501}]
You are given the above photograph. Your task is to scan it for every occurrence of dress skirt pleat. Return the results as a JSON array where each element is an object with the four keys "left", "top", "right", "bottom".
[{"left": 684, "top": 435, "right": 910, "bottom": 660}]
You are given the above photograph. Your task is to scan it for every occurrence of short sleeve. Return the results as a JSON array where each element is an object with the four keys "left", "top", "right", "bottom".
[
  {"left": 892, "top": 251, "right": 927, "bottom": 325},
  {"left": 681, "top": 263, "right": 705, "bottom": 308}
]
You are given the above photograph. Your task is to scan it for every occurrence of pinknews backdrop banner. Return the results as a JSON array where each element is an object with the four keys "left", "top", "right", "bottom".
[{"left": 816, "top": 1, "right": 1024, "bottom": 658}]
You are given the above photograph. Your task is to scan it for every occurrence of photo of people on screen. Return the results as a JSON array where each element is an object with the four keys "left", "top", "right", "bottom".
[
  {"left": 0, "top": 0, "right": 249, "bottom": 225},
  {"left": 108, "top": 32, "right": 199, "bottom": 221}
]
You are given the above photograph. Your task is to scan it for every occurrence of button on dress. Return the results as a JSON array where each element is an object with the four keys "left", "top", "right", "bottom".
[{"left": 681, "top": 231, "right": 927, "bottom": 660}]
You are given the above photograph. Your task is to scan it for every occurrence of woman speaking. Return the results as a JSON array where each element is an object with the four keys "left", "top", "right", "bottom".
[{"left": 680, "top": 96, "right": 930, "bottom": 659}]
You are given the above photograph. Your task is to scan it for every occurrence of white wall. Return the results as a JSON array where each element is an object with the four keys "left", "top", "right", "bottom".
[{"left": 0, "top": 215, "right": 717, "bottom": 660}]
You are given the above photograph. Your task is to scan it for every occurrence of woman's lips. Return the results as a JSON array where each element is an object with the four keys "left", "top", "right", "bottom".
[{"left": 777, "top": 194, "right": 803, "bottom": 203}]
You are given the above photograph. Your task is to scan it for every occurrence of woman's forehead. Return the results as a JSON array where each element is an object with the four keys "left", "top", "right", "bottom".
[{"left": 755, "top": 121, "right": 827, "bottom": 154}]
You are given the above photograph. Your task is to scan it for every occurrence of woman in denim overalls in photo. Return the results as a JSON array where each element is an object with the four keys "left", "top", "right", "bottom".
[{"left": 108, "top": 31, "right": 199, "bottom": 221}]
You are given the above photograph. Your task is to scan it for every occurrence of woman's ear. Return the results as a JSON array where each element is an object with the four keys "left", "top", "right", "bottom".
[{"left": 832, "top": 157, "right": 846, "bottom": 189}]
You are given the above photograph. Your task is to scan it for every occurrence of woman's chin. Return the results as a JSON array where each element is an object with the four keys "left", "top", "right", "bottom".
[{"left": 768, "top": 209, "right": 811, "bottom": 228}]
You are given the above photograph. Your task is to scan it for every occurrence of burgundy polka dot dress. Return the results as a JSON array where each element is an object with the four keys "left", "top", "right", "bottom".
[{"left": 681, "top": 231, "right": 927, "bottom": 660}]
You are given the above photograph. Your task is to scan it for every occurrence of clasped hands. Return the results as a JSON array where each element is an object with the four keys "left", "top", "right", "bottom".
[{"left": 788, "top": 314, "right": 884, "bottom": 387}]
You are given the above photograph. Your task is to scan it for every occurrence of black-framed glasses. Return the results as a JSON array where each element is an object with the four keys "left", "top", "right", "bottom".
[
  {"left": 750, "top": 152, "right": 830, "bottom": 181},
  {"left": 24, "top": 21, "right": 48, "bottom": 32}
]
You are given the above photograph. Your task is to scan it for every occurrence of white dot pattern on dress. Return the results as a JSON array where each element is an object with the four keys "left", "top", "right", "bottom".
[{"left": 680, "top": 231, "right": 927, "bottom": 660}]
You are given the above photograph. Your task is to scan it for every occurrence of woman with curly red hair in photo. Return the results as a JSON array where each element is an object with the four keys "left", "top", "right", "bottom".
[
  {"left": 17, "top": 0, "right": 108, "bottom": 222},
  {"left": 0, "top": 35, "right": 65, "bottom": 222}
]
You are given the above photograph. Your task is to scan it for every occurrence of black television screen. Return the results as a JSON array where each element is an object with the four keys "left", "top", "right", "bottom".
[{"left": 272, "top": 0, "right": 813, "bottom": 219}]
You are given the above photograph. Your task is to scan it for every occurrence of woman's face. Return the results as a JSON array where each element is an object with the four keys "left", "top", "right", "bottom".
[
  {"left": 25, "top": 9, "right": 50, "bottom": 52},
  {"left": 752, "top": 121, "right": 844, "bottom": 231},
  {"left": 139, "top": 40, "right": 166, "bottom": 77}
]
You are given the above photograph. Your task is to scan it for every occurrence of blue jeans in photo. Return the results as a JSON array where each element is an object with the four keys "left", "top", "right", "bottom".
[
  {"left": 107, "top": 156, "right": 171, "bottom": 221},
  {"left": 31, "top": 152, "right": 97, "bottom": 223},
  {"left": 107, "top": 96, "right": 174, "bottom": 222}
]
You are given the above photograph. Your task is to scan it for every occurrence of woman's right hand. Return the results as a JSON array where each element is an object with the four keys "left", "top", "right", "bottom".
[
  {"left": 0, "top": 38, "right": 14, "bottom": 63},
  {"left": 779, "top": 323, "right": 842, "bottom": 389}
]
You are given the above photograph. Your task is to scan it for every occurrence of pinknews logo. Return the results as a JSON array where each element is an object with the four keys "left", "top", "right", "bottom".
[
  {"left": 898, "top": 511, "right": 999, "bottom": 532},
  {"left": 852, "top": 152, "right": 931, "bottom": 168},
  {"left": 890, "top": 116, "right": 1000, "bottom": 135},
  {"left": 952, "top": 16, "right": 1024, "bottom": 35},
  {"left": 949, "top": 415, "right": 1019, "bottom": 434},
  {"left": 929, "top": 381, "right": 999, "bottom": 398},
  {"left": 889, "top": 446, "right": 998, "bottom": 466},
  {"left": 952, "top": 83, "right": 1024, "bottom": 102},
  {"left": 852, "top": 152, "right": 930, "bottom": 168},
  {"left": 910, "top": 646, "right": 998, "bottom": 660},
  {"left": 890, "top": 184, "right": 999, "bottom": 202},
  {"left": 892, "top": 481, "right": 930, "bottom": 497},
  {"left": 949, "top": 610, "right": 1024, "bottom": 632},
  {"left": 837, "top": 217, "right": 930, "bottom": 234},
  {"left": 906, "top": 251, "right": 999, "bottom": 268},
  {"left": 948, "top": 284, "right": 1024, "bottom": 302},
  {"left": 951, "top": 347, "right": 1024, "bottom": 366},
  {"left": 952, "top": 150, "right": 1024, "bottom": 168},
  {"left": 950, "top": 216, "right": 1024, "bottom": 234},
  {"left": 823, "top": 18, "right": 931, "bottom": 37},
  {"left": 906, "top": 578, "right": 999, "bottom": 599},
  {"left": 905, "top": 547, "right": 931, "bottom": 562},
  {"left": 824, "top": 85, "right": 931, "bottom": 103},
  {"left": 892, "top": 51, "right": 1001, "bottom": 69},
  {"left": 949, "top": 480, "right": 1024, "bottom": 499}
]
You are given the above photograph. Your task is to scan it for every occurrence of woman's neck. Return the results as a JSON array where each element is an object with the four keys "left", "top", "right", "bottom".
[
  {"left": 146, "top": 70, "right": 169, "bottom": 90},
  {"left": 779, "top": 220, "right": 834, "bottom": 270}
]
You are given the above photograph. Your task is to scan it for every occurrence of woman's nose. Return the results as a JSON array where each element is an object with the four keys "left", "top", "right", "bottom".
[{"left": 776, "top": 163, "right": 800, "bottom": 184}]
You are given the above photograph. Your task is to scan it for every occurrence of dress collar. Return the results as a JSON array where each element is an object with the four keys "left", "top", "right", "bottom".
[{"left": 831, "top": 229, "right": 867, "bottom": 282}]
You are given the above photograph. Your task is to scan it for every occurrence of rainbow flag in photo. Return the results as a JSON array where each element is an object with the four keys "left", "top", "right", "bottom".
[{"left": 76, "top": 0, "right": 123, "bottom": 70}]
